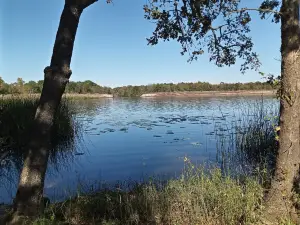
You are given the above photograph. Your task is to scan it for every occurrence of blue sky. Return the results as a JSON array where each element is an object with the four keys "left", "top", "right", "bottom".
[{"left": 1, "top": 0, "right": 281, "bottom": 87}]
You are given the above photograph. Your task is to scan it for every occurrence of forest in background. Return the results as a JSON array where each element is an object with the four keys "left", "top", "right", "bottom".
[{"left": 0, "top": 77, "right": 274, "bottom": 97}]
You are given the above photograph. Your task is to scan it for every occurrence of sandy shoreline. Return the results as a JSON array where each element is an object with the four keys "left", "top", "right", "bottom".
[{"left": 140, "top": 90, "right": 276, "bottom": 98}]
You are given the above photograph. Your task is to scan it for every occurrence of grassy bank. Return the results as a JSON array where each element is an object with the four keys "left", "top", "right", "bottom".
[{"left": 31, "top": 164, "right": 264, "bottom": 225}]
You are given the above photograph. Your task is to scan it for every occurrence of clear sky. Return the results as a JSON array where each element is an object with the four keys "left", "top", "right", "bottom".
[{"left": 0, "top": 0, "right": 281, "bottom": 87}]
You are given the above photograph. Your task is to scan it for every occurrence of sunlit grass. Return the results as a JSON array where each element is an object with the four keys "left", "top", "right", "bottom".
[
  {"left": 214, "top": 98, "right": 279, "bottom": 188},
  {"left": 34, "top": 159, "right": 264, "bottom": 225}
]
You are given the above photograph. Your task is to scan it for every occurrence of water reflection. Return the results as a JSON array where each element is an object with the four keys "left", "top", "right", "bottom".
[{"left": 0, "top": 96, "right": 278, "bottom": 203}]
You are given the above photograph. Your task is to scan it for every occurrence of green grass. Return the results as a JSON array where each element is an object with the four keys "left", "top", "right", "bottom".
[
  {"left": 215, "top": 98, "right": 279, "bottom": 188},
  {"left": 34, "top": 160, "right": 264, "bottom": 225}
]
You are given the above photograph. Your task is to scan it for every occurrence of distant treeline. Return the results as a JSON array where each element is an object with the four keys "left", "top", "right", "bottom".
[{"left": 0, "top": 77, "right": 274, "bottom": 97}]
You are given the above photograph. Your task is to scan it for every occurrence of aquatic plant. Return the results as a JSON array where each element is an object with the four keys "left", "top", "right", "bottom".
[
  {"left": 215, "top": 98, "right": 279, "bottom": 187},
  {"left": 0, "top": 97, "right": 82, "bottom": 185}
]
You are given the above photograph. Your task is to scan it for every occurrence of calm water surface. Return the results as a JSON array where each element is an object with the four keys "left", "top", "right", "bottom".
[{"left": 0, "top": 96, "right": 278, "bottom": 203}]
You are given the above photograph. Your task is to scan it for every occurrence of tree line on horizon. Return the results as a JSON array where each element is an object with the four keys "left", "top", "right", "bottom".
[{"left": 0, "top": 77, "right": 274, "bottom": 97}]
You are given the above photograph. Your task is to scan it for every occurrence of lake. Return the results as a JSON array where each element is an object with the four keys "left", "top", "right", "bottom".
[{"left": 0, "top": 96, "right": 278, "bottom": 203}]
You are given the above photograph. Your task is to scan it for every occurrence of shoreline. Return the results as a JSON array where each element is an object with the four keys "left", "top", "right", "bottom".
[
  {"left": 0, "top": 93, "right": 114, "bottom": 99},
  {"left": 140, "top": 90, "right": 276, "bottom": 98},
  {"left": 0, "top": 90, "right": 276, "bottom": 99}
]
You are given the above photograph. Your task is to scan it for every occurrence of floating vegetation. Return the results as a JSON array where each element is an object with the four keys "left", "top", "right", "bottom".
[
  {"left": 75, "top": 152, "right": 85, "bottom": 156},
  {"left": 182, "top": 137, "right": 190, "bottom": 141},
  {"left": 120, "top": 127, "right": 129, "bottom": 132},
  {"left": 166, "top": 130, "right": 174, "bottom": 134},
  {"left": 200, "top": 121, "right": 211, "bottom": 125},
  {"left": 218, "top": 128, "right": 228, "bottom": 132},
  {"left": 191, "top": 142, "right": 202, "bottom": 146},
  {"left": 104, "top": 128, "right": 115, "bottom": 133}
]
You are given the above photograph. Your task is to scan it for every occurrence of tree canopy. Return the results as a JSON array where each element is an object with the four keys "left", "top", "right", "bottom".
[{"left": 144, "top": 0, "right": 281, "bottom": 72}]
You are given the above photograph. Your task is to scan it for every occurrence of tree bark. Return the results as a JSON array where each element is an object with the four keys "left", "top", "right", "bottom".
[
  {"left": 9, "top": 0, "right": 97, "bottom": 223},
  {"left": 264, "top": 0, "right": 300, "bottom": 223}
]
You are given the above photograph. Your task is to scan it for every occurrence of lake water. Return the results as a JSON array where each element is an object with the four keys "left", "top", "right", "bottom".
[{"left": 0, "top": 96, "right": 278, "bottom": 203}]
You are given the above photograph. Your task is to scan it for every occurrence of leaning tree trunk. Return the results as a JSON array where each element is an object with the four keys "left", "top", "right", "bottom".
[
  {"left": 9, "top": 0, "right": 97, "bottom": 223},
  {"left": 265, "top": 0, "right": 300, "bottom": 223}
]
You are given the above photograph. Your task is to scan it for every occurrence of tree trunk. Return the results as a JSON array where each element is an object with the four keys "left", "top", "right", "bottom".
[
  {"left": 9, "top": 0, "right": 97, "bottom": 223},
  {"left": 265, "top": 0, "right": 300, "bottom": 223}
]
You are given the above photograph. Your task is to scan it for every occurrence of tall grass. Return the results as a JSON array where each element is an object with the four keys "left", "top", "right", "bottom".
[
  {"left": 33, "top": 159, "right": 263, "bottom": 225},
  {"left": 215, "top": 97, "right": 279, "bottom": 187},
  {"left": 0, "top": 96, "right": 82, "bottom": 185}
]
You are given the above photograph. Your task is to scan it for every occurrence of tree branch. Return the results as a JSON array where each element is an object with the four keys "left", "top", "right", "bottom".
[
  {"left": 227, "top": 7, "right": 282, "bottom": 16},
  {"left": 65, "top": 0, "right": 98, "bottom": 9},
  {"left": 210, "top": 24, "right": 227, "bottom": 31}
]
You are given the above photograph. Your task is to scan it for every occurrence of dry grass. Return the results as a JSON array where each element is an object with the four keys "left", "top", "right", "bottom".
[{"left": 33, "top": 160, "right": 264, "bottom": 225}]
